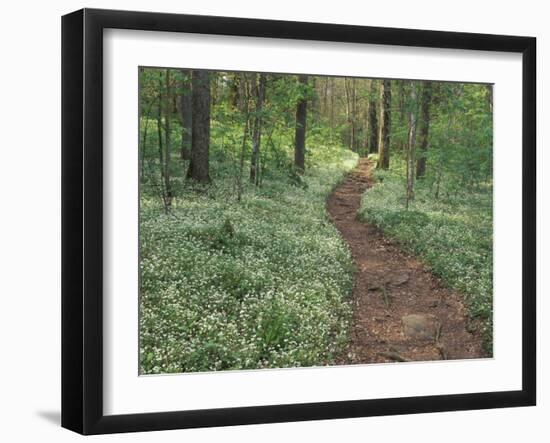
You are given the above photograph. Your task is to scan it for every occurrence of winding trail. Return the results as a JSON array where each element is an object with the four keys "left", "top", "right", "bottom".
[{"left": 327, "top": 159, "right": 486, "bottom": 364}]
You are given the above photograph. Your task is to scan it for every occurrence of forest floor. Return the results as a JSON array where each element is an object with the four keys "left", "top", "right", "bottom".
[{"left": 327, "top": 159, "right": 487, "bottom": 364}]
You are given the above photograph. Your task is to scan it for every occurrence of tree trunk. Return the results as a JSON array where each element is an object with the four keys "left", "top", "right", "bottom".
[
  {"left": 139, "top": 98, "right": 154, "bottom": 184},
  {"left": 156, "top": 74, "right": 168, "bottom": 211},
  {"left": 238, "top": 73, "right": 247, "bottom": 112},
  {"left": 237, "top": 74, "right": 250, "bottom": 202},
  {"left": 294, "top": 74, "right": 308, "bottom": 173},
  {"left": 406, "top": 82, "right": 417, "bottom": 210},
  {"left": 344, "top": 78, "right": 357, "bottom": 151},
  {"left": 397, "top": 81, "right": 407, "bottom": 151},
  {"left": 163, "top": 69, "right": 173, "bottom": 210},
  {"left": 323, "top": 77, "right": 329, "bottom": 117},
  {"left": 229, "top": 73, "right": 240, "bottom": 109},
  {"left": 416, "top": 81, "right": 432, "bottom": 179},
  {"left": 329, "top": 78, "right": 335, "bottom": 141},
  {"left": 367, "top": 80, "right": 379, "bottom": 154},
  {"left": 351, "top": 78, "right": 358, "bottom": 152},
  {"left": 178, "top": 69, "right": 192, "bottom": 160},
  {"left": 250, "top": 73, "right": 266, "bottom": 185},
  {"left": 377, "top": 79, "right": 392, "bottom": 169},
  {"left": 187, "top": 70, "right": 211, "bottom": 183},
  {"left": 311, "top": 77, "right": 319, "bottom": 123},
  {"left": 435, "top": 111, "right": 453, "bottom": 200}
]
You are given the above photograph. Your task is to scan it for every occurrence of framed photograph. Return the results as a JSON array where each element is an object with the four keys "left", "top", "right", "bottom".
[{"left": 61, "top": 8, "right": 536, "bottom": 435}]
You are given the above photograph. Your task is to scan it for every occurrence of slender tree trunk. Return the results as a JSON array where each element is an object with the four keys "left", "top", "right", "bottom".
[
  {"left": 344, "top": 78, "right": 356, "bottom": 151},
  {"left": 229, "top": 73, "right": 239, "bottom": 109},
  {"left": 156, "top": 75, "right": 168, "bottom": 210},
  {"left": 377, "top": 80, "right": 392, "bottom": 169},
  {"left": 398, "top": 81, "right": 407, "bottom": 151},
  {"left": 139, "top": 69, "right": 147, "bottom": 183},
  {"left": 416, "top": 81, "right": 432, "bottom": 179},
  {"left": 187, "top": 70, "right": 211, "bottom": 183},
  {"left": 329, "top": 78, "right": 335, "bottom": 141},
  {"left": 139, "top": 99, "right": 154, "bottom": 183},
  {"left": 238, "top": 73, "right": 247, "bottom": 112},
  {"left": 250, "top": 73, "right": 266, "bottom": 185},
  {"left": 323, "top": 77, "right": 329, "bottom": 117},
  {"left": 237, "top": 74, "right": 250, "bottom": 202},
  {"left": 140, "top": 118, "right": 149, "bottom": 183},
  {"left": 294, "top": 74, "right": 308, "bottom": 173},
  {"left": 363, "top": 101, "right": 370, "bottom": 153},
  {"left": 311, "top": 77, "right": 319, "bottom": 124},
  {"left": 367, "top": 80, "right": 379, "bottom": 154},
  {"left": 435, "top": 112, "right": 453, "bottom": 200},
  {"left": 178, "top": 69, "right": 192, "bottom": 160},
  {"left": 351, "top": 78, "right": 358, "bottom": 152},
  {"left": 163, "top": 69, "right": 173, "bottom": 210},
  {"left": 406, "top": 82, "right": 417, "bottom": 210}
]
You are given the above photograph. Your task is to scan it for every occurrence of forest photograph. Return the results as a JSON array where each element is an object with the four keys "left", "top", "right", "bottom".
[{"left": 138, "top": 67, "right": 493, "bottom": 375}]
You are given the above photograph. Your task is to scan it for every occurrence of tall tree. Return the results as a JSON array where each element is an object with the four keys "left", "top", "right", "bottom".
[
  {"left": 187, "top": 70, "right": 211, "bottom": 183},
  {"left": 229, "top": 73, "right": 240, "bottom": 110},
  {"left": 294, "top": 74, "right": 308, "bottom": 173},
  {"left": 329, "top": 78, "right": 336, "bottom": 141},
  {"left": 397, "top": 81, "right": 408, "bottom": 151},
  {"left": 367, "top": 80, "right": 379, "bottom": 154},
  {"left": 139, "top": 69, "right": 155, "bottom": 183},
  {"left": 237, "top": 74, "right": 250, "bottom": 202},
  {"left": 250, "top": 73, "right": 267, "bottom": 185},
  {"left": 406, "top": 81, "right": 418, "bottom": 209},
  {"left": 344, "top": 78, "right": 358, "bottom": 152},
  {"left": 322, "top": 77, "right": 329, "bottom": 117},
  {"left": 416, "top": 81, "right": 432, "bottom": 179},
  {"left": 178, "top": 69, "right": 192, "bottom": 160},
  {"left": 377, "top": 79, "right": 392, "bottom": 169},
  {"left": 311, "top": 76, "right": 320, "bottom": 123},
  {"left": 155, "top": 71, "right": 170, "bottom": 212},
  {"left": 163, "top": 69, "right": 173, "bottom": 209}
]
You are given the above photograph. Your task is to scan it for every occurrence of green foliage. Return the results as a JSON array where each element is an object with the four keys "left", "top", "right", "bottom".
[
  {"left": 139, "top": 67, "right": 494, "bottom": 370},
  {"left": 358, "top": 167, "right": 493, "bottom": 351},
  {"left": 367, "top": 82, "right": 494, "bottom": 353},
  {"left": 390, "top": 82, "right": 493, "bottom": 192},
  {"left": 140, "top": 143, "right": 358, "bottom": 374}
]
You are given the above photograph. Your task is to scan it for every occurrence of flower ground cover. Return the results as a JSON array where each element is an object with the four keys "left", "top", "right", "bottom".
[{"left": 140, "top": 145, "right": 358, "bottom": 374}]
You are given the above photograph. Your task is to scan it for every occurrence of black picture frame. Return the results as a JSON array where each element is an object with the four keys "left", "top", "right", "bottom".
[{"left": 61, "top": 8, "right": 536, "bottom": 435}]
